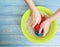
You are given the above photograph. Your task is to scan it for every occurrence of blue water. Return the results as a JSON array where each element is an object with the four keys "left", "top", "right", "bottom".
[{"left": 0, "top": 0, "right": 60, "bottom": 47}]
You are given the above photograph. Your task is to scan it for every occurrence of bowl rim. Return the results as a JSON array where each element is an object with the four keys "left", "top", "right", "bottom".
[{"left": 21, "top": 6, "right": 58, "bottom": 43}]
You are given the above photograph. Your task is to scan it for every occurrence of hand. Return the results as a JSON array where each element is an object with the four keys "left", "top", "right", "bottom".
[
  {"left": 38, "top": 19, "right": 51, "bottom": 37},
  {"left": 38, "top": 9, "right": 60, "bottom": 37},
  {"left": 29, "top": 11, "right": 41, "bottom": 28}
]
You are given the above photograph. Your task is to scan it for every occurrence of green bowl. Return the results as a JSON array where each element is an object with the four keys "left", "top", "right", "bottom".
[{"left": 21, "top": 6, "right": 58, "bottom": 43}]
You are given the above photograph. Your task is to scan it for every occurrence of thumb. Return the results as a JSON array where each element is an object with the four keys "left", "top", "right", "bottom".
[
  {"left": 38, "top": 27, "right": 42, "bottom": 34},
  {"left": 37, "top": 17, "right": 41, "bottom": 24},
  {"left": 32, "top": 21, "right": 37, "bottom": 28},
  {"left": 42, "top": 28, "right": 48, "bottom": 37}
]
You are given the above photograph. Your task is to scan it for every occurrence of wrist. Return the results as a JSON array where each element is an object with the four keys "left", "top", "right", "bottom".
[
  {"left": 32, "top": 8, "right": 38, "bottom": 12},
  {"left": 47, "top": 18, "right": 53, "bottom": 23}
]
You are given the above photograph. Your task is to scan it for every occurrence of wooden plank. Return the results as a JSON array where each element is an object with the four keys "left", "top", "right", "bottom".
[{"left": 0, "top": 0, "right": 60, "bottom": 47}]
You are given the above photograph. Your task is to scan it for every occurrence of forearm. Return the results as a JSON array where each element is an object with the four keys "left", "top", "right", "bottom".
[
  {"left": 48, "top": 9, "right": 60, "bottom": 22},
  {"left": 24, "top": 0, "right": 38, "bottom": 12}
]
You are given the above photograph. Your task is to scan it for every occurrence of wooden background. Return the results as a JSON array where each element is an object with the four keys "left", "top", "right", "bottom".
[{"left": 0, "top": 0, "right": 60, "bottom": 47}]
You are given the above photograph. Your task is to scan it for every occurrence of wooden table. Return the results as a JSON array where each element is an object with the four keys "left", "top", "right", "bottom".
[{"left": 0, "top": 0, "right": 60, "bottom": 47}]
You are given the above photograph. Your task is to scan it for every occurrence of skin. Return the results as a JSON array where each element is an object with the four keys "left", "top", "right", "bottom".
[
  {"left": 24, "top": 0, "right": 41, "bottom": 28},
  {"left": 24, "top": 0, "right": 60, "bottom": 37},
  {"left": 39, "top": 9, "right": 60, "bottom": 37}
]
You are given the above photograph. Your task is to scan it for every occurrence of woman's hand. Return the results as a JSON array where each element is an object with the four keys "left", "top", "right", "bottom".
[
  {"left": 25, "top": 0, "right": 42, "bottom": 28},
  {"left": 38, "top": 9, "right": 60, "bottom": 37},
  {"left": 38, "top": 19, "right": 51, "bottom": 37},
  {"left": 30, "top": 11, "right": 41, "bottom": 28}
]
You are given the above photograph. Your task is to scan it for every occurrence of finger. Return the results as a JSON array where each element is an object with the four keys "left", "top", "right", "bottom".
[
  {"left": 42, "top": 28, "right": 48, "bottom": 37},
  {"left": 29, "top": 15, "right": 35, "bottom": 28},
  {"left": 38, "top": 27, "right": 42, "bottom": 34},
  {"left": 29, "top": 16, "right": 33, "bottom": 27},
  {"left": 37, "top": 17, "right": 41, "bottom": 24},
  {"left": 32, "top": 22, "right": 37, "bottom": 28},
  {"left": 37, "top": 17, "right": 40, "bottom": 24}
]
